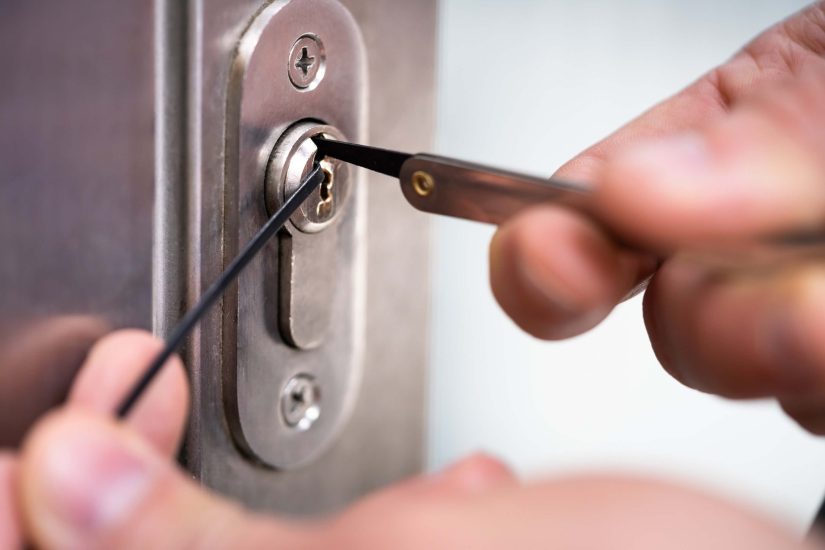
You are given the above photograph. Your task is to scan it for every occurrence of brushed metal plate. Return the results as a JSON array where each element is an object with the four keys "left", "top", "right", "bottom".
[
  {"left": 264, "top": 122, "right": 351, "bottom": 351},
  {"left": 181, "top": 0, "right": 433, "bottom": 515},
  {"left": 223, "top": 0, "right": 366, "bottom": 469}
]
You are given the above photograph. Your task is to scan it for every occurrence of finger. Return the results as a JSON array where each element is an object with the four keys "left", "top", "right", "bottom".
[
  {"left": 17, "top": 410, "right": 810, "bottom": 550},
  {"left": 19, "top": 410, "right": 315, "bottom": 550},
  {"left": 491, "top": 206, "right": 651, "bottom": 339},
  {"left": 434, "top": 453, "right": 517, "bottom": 494},
  {"left": 331, "top": 473, "right": 809, "bottom": 550},
  {"left": 644, "top": 259, "right": 825, "bottom": 413},
  {"left": 0, "top": 453, "right": 21, "bottom": 550},
  {"left": 67, "top": 330, "right": 189, "bottom": 457},
  {"left": 0, "top": 315, "right": 109, "bottom": 448},
  {"left": 390, "top": 453, "right": 518, "bottom": 499},
  {"left": 595, "top": 75, "right": 825, "bottom": 251}
]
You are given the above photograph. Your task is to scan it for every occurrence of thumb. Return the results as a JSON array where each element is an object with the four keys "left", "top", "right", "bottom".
[
  {"left": 595, "top": 72, "right": 825, "bottom": 251},
  {"left": 18, "top": 410, "right": 315, "bottom": 550}
]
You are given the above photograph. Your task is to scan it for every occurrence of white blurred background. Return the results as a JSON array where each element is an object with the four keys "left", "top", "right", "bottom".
[{"left": 428, "top": 0, "right": 825, "bottom": 532}]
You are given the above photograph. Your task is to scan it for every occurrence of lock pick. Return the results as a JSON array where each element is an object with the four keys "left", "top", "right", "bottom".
[
  {"left": 313, "top": 137, "right": 591, "bottom": 226},
  {"left": 313, "top": 137, "right": 825, "bottom": 250},
  {"left": 116, "top": 165, "right": 327, "bottom": 418}
]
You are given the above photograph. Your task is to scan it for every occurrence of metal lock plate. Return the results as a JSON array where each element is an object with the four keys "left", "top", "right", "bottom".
[
  {"left": 265, "top": 122, "right": 350, "bottom": 351},
  {"left": 223, "top": 0, "right": 366, "bottom": 469}
]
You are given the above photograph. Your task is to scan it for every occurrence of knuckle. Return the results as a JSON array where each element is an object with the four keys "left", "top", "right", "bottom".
[{"left": 781, "top": 2, "right": 825, "bottom": 57}]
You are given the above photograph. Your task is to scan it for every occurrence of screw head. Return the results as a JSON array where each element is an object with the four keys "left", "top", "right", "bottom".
[
  {"left": 281, "top": 374, "right": 321, "bottom": 431},
  {"left": 288, "top": 35, "right": 325, "bottom": 90}
]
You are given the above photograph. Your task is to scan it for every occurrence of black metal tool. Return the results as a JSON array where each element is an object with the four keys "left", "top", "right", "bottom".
[
  {"left": 313, "top": 137, "right": 825, "bottom": 250},
  {"left": 313, "top": 137, "right": 590, "bottom": 226},
  {"left": 116, "top": 165, "right": 326, "bottom": 418}
]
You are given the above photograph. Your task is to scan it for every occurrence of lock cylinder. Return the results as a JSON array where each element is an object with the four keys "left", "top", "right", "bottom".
[
  {"left": 224, "top": 0, "right": 366, "bottom": 473},
  {"left": 263, "top": 121, "right": 354, "bottom": 354},
  {"left": 265, "top": 121, "right": 350, "bottom": 234}
]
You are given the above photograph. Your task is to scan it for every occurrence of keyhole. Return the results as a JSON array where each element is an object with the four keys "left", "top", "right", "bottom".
[
  {"left": 320, "top": 171, "right": 332, "bottom": 201},
  {"left": 316, "top": 163, "right": 334, "bottom": 219}
]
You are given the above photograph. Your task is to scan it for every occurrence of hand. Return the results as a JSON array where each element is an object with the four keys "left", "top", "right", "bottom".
[
  {"left": 490, "top": 3, "right": 825, "bottom": 432},
  {"left": 0, "top": 330, "right": 816, "bottom": 548}
]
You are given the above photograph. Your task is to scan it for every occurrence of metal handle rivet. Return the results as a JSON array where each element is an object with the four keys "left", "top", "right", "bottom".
[{"left": 411, "top": 171, "right": 435, "bottom": 197}]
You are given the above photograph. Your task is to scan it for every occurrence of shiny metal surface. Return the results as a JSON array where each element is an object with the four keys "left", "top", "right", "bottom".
[
  {"left": 399, "top": 155, "right": 591, "bottom": 225},
  {"left": 266, "top": 123, "right": 350, "bottom": 350},
  {"left": 277, "top": 207, "right": 346, "bottom": 351},
  {"left": 223, "top": 0, "right": 366, "bottom": 471},
  {"left": 153, "top": 0, "right": 188, "bottom": 340},
  {"left": 182, "top": 0, "right": 435, "bottom": 513}
]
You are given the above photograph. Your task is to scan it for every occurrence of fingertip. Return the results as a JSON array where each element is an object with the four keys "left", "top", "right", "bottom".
[
  {"left": 596, "top": 133, "right": 718, "bottom": 249},
  {"left": 596, "top": 110, "right": 825, "bottom": 249},
  {"left": 20, "top": 410, "right": 315, "bottom": 550},
  {"left": 69, "top": 330, "right": 164, "bottom": 409},
  {"left": 74, "top": 330, "right": 165, "bottom": 378},
  {"left": 69, "top": 330, "right": 189, "bottom": 457},
  {"left": 491, "top": 206, "right": 640, "bottom": 340},
  {"left": 438, "top": 453, "right": 517, "bottom": 493},
  {"left": 644, "top": 259, "right": 825, "bottom": 402},
  {"left": 18, "top": 410, "right": 168, "bottom": 550}
]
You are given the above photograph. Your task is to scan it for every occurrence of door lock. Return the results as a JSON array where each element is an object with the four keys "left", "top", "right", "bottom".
[
  {"left": 265, "top": 123, "right": 349, "bottom": 234},
  {"left": 265, "top": 122, "right": 352, "bottom": 350},
  {"left": 223, "top": 0, "right": 366, "bottom": 470}
]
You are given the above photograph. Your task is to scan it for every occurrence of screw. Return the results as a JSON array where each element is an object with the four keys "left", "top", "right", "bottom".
[
  {"left": 411, "top": 171, "right": 435, "bottom": 197},
  {"left": 281, "top": 374, "right": 321, "bottom": 431},
  {"left": 288, "top": 35, "right": 325, "bottom": 90}
]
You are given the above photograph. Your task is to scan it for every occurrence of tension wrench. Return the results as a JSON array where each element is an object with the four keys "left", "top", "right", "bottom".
[{"left": 116, "top": 165, "right": 326, "bottom": 418}]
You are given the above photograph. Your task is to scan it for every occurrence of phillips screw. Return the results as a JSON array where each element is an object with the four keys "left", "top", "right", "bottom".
[
  {"left": 281, "top": 374, "right": 321, "bottom": 431},
  {"left": 288, "top": 35, "right": 325, "bottom": 90}
]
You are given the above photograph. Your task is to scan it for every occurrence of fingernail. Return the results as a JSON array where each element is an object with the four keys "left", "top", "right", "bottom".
[{"left": 36, "top": 423, "right": 152, "bottom": 541}]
